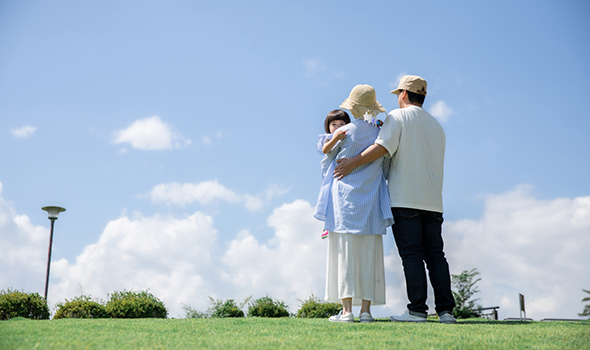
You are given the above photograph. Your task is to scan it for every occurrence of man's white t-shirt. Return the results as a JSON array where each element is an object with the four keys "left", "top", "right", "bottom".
[{"left": 375, "top": 105, "right": 445, "bottom": 213}]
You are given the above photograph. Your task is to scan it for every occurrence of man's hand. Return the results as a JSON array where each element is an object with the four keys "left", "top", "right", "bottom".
[
  {"left": 334, "top": 158, "right": 355, "bottom": 180},
  {"left": 333, "top": 144, "right": 389, "bottom": 180}
]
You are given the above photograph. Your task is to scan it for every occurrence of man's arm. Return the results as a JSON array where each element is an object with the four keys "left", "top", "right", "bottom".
[{"left": 333, "top": 143, "right": 388, "bottom": 180}]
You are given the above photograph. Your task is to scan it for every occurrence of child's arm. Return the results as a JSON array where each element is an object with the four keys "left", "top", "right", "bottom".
[{"left": 322, "top": 130, "right": 346, "bottom": 154}]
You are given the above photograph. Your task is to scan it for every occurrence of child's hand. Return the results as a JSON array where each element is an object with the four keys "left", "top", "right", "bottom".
[{"left": 333, "top": 129, "right": 347, "bottom": 141}]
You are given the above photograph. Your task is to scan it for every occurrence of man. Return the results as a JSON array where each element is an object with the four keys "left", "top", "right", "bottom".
[{"left": 333, "top": 75, "right": 456, "bottom": 323}]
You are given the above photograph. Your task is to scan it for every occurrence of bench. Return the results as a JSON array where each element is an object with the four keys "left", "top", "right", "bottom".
[{"left": 479, "top": 306, "right": 500, "bottom": 320}]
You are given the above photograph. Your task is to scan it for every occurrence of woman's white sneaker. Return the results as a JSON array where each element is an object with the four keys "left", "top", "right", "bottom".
[
  {"left": 329, "top": 311, "right": 354, "bottom": 323},
  {"left": 359, "top": 312, "right": 375, "bottom": 323}
]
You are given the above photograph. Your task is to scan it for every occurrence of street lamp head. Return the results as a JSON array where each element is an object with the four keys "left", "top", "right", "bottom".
[{"left": 42, "top": 206, "right": 66, "bottom": 220}]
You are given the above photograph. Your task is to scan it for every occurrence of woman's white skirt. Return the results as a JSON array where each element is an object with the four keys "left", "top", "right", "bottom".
[{"left": 325, "top": 231, "right": 386, "bottom": 306}]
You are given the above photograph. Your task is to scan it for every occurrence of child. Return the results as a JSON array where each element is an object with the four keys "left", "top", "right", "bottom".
[
  {"left": 314, "top": 84, "right": 393, "bottom": 323},
  {"left": 316, "top": 110, "right": 351, "bottom": 239}
]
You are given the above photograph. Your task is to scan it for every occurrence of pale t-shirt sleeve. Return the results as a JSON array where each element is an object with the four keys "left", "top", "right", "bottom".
[{"left": 375, "top": 111, "right": 402, "bottom": 157}]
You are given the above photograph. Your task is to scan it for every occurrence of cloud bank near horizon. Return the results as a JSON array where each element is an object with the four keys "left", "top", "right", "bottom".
[
  {"left": 1, "top": 181, "right": 589, "bottom": 319},
  {"left": 444, "top": 185, "right": 590, "bottom": 319}
]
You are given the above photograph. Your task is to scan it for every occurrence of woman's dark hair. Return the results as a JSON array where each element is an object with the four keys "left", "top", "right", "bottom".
[
  {"left": 324, "top": 109, "right": 351, "bottom": 133},
  {"left": 404, "top": 90, "right": 426, "bottom": 105}
]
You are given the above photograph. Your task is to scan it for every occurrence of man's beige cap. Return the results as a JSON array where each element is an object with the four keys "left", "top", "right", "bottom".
[{"left": 390, "top": 75, "right": 427, "bottom": 96}]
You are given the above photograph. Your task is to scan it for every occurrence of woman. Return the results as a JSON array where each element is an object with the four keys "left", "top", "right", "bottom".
[{"left": 314, "top": 84, "right": 393, "bottom": 322}]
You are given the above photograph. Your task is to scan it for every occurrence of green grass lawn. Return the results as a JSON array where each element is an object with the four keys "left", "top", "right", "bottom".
[{"left": 1, "top": 317, "right": 589, "bottom": 349}]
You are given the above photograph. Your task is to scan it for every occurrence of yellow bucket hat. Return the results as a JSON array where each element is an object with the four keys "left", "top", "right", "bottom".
[{"left": 340, "top": 84, "right": 386, "bottom": 120}]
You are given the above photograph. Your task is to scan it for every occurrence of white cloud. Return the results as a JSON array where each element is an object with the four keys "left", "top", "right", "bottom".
[
  {"left": 147, "top": 180, "right": 288, "bottom": 212},
  {"left": 50, "top": 212, "right": 219, "bottom": 317},
  {"left": 443, "top": 185, "right": 590, "bottom": 320},
  {"left": 2, "top": 182, "right": 589, "bottom": 320},
  {"left": 11, "top": 125, "right": 37, "bottom": 138},
  {"left": 202, "top": 136, "right": 211, "bottom": 145},
  {"left": 112, "top": 116, "right": 191, "bottom": 150},
  {"left": 0, "top": 183, "right": 48, "bottom": 294},
  {"left": 219, "top": 200, "right": 326, "bottom": 306},
  {"left": 264, "top": 184, "right": 290, "bottom": 202},
  {"left": 430, "top": 100, "right": 453, "bottom": 122},
  {"left": 0, "top": 190, "right": 328, "bottom": 317}
]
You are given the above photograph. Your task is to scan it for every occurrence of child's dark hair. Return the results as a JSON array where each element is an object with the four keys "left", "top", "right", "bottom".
[{"left": 324, "top": 109, "right": 351, "bottom": 133}]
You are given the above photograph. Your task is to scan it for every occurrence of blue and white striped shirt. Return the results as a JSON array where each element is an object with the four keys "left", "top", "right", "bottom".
[
  {"left": 314, "top": 119, "right": 394, "bottom": 235},
  {"left": 316, "top": 133, "right": 338, "bottom": 179}
]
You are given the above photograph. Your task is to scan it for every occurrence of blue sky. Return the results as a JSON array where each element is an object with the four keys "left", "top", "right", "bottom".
[{"left": 1, "top": 0, "right": 589, "bottom": 319}]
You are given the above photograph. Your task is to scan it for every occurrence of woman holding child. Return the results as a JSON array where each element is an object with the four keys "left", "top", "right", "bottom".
[{"left": 314, "top": 84, "right": 392, "bottom": 323}]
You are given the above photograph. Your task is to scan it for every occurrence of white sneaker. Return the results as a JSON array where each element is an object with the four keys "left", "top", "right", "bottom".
[
  {"left": 389, "top": 310, "right": 427, "bottom": 323},
  {"left": 359, "top": 312, "right": 374, "bottom": 323},
  {"left": 439, "top": 312, "right": 457, "bottom": 324},
  {"left": 329, "top": 311, "right": 354, "bottom": 323}
]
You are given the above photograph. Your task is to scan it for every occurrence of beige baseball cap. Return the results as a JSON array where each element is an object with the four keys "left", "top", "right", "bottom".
[{"left": 390, "top": 75, "right": 427, "bottom": 96}]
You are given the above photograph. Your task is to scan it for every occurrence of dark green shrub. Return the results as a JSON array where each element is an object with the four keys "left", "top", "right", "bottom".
[
  {"left": 208, "top": 297, "right": 248, "bottom": 318},
  {"left": 453, "top": 305, "right": 482, "bottom": 319},
  {"left": 452, "top": 268, "right": 482, "bottom": 319},
  {"left": 579, "top": 289, "right": 590, "bottom": 317},
  {"left": 0, "top": 288, "right": 49, "bottom": 320},
  {"left": 296, "top": 293, "right": 342, "bottom": 318},
  {"left": 248, "top": 296, "right": 290, "bottom": 318},
  {"left": 53, "top": 295, "right": 107, "bottom": 319},
  {"left": 105, "top": 290, "right": 167, "bottom": 318}
]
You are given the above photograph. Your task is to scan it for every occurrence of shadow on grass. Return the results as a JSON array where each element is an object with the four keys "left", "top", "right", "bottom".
[
  {"left": 367, "top": 318, "right": 510, "bottom": 324},
  {"left": 372, "top": 319, "right": 391, "bottom": 323},
  {"left": 446, "top": 320, "right": 590, "bottom": 326},
  {"left": 367, "top": 319, "right": 590, "bottom": 326},
  {"left": 456, "top": 320, "right": 530, "bottom": 325}
]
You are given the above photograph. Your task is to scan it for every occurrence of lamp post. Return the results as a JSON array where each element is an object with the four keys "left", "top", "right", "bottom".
[{"left": 41, "top": 206, "right": 66, "bottom": 300}]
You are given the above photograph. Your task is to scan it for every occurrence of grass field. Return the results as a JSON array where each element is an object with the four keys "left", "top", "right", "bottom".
[{"left": 1, "top": 317, "right": 589, "bottom": 349}]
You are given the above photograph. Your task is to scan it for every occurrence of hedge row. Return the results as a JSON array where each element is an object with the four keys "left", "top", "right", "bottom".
[
  {"left": 1, "top": 289, "right": 167, "bottom": 320},
  {"left": 1, "top": 288, "right": 342, "bottom": 320},
  {"left": 184, "top": 294, "right": 341, "bottom": 319},
  {"left": 0, "top": 288, "right": 49, "bottom": 320}
]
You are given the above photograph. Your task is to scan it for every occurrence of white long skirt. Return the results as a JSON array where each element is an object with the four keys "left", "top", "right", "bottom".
[{"left": 325, "top": 231, "right": 386, "bottom": 306}]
